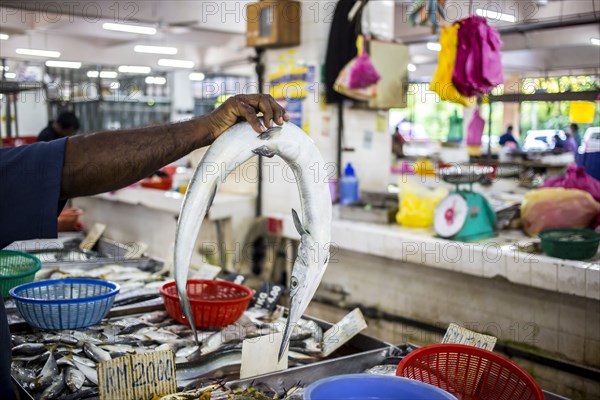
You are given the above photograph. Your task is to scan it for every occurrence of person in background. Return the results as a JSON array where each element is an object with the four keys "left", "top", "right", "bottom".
[
  {"left": 37, "top": 111, "right": 80, "bottom": 142},
  {"left": 570, "top": 123, "right": 582, "bottom": 148},
  {"left": 553, "top": 133, "right": 565, "bottom": 150},
  {"left": 564, "top": 131, "right": 578, "bottom": 153},
  {"left": 499, "top": 125, "right": 518, "bottom": 148}
]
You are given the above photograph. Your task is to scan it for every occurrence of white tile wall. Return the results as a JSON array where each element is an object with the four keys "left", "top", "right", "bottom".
[
  {"left": 586, "top": 264, "right": 600, "bottom": 301},
  {"left": 558, "top": 263, "right": 588, "bottom": 297}
]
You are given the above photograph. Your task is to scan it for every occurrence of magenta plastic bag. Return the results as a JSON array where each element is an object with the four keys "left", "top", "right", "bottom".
[
  {"left": 466, "top": 108, "right": 485, "bottom": 146},
  {"left": 348, "top": 52, "right": 381, "bottom": 89},
  {"left": 542, "top": 164, "right": 600, "bottom": 202},
  {"left": 452, "top": 16, "right": 504, "bottom": 97}
]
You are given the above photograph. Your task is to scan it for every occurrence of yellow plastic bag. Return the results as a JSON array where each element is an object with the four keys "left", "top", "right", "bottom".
[
  {"left": 430, "top": 24, "right": 476, "bottom": 107},
  {"left": 521, "top": 188, "right": 600, "bottom": 236},
  {"left": 396, "top": 179, "right": 448, "bottom": 228}
]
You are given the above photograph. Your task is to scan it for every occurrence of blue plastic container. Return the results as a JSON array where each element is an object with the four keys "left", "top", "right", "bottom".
[
  {"left": 10, "top": 278, "right": 120, "bottom": 330},
  {"left": 304, "top": 374, "right": 458, "bottom": 400},
  {"left": 340, "top": 163, "right": 360, "bottom": 205}
]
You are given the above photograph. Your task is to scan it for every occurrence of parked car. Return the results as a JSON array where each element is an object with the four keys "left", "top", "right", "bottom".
[
  {"left": 580, "top": 126, "right": 600, "bottom": 154},
  {"left": 522, "top": 129, "right": 566, "bottom": 152}
]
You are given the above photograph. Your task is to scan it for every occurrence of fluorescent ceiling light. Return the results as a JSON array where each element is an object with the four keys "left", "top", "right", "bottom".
[
  {"left": 118, "top": 65, "right": 151, "bottom": 74},
  {"left": 158, "top": 59, "right": 194, "bottom": 68},
  {"left": 145, "top": 76, "right": 166, "bottom": 85},
  {"left": 45, "top": 60, "right": 81, "bottom": 69},
  {"left": 407, "top": 64, "right": 417, "bottom": 72},
  {"left": 592, "top": 38, "right": 600, "bottom": 46},
  {"left": 0, "top": 33, "right": 9, "bottom": 40},
  {"left": 426, "top": 42, "right": 441, "bottom": 52},
  {"left": 476, "top": 8, "right": 516, "bottom": 23},
  {"left": 4, "top": 72, "right": 16, "bottom": 79},
  {"left": 102, "top": 22, "right": 156, "bottom": 35},
  {"left": 87, "top": 71, "right": 118, "bottom": 79},
  {"left": 0, "top": 66, "right": 8, "bottom": 71},
  {"left": 134, "top": 45, "right": 177, "bottom": 55},
  {"left": 16, "top": 48, "right": 60, "bottom": 58},
  {"left": 189, "top": 72, "right": 206, "bottom": 81}
]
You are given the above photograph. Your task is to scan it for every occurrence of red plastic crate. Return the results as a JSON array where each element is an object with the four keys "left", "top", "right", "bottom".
[
  {"left": 160, "top": 279, "right": 253, "bottom": 328},
  {"left": 396, "top": 344, "right": 543, "bottom": 400}
]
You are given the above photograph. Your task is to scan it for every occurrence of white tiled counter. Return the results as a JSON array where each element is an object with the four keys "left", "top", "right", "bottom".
[
  {"left": 270, "top": 208, "right": 599, "bottom": 301},
  {"left": 73, "top": 187, "right": 256, "bottom": 262}
]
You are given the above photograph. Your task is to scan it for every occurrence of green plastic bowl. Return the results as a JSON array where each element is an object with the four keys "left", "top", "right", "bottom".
[
  {"left": 0, "top": 251, "right": 41, "bottom": 298},
  {"left": 538, "top": 229, "right": 600, "bottom": 261}
]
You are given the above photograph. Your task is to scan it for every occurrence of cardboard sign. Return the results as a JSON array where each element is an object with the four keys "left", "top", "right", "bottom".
[
  {"left": 97, "top": 350, "right": 176, "bottom": 400},
  {"left": 240, "top": 331, "right": 288, "bottom": 379},
  {"left": 321, "top": 308, "right": 368, "bottom": 357},
  {"left": 442, "top": 323, "right": 498, "bottom": 351},
  {"left": 249, "top": 282, "right": 284, "bottom": 312},
  {"left": 80, "top": 223, "right": 106, "bottom": 251}
]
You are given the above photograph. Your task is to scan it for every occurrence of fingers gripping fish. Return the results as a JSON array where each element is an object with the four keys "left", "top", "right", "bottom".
[{"left": 174, "top": 122, "right": 332, "bottom": 361}]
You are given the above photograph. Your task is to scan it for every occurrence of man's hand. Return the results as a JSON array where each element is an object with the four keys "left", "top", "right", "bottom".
[{"left": 206, "top": 94, "right": 290, "bottom": 139}]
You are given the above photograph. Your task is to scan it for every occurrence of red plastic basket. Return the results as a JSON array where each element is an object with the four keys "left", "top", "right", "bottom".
[
  {"left": 160, "top": 280, "right": 253, "bottom": 328},
  {"left": 396, "top": 344, "right": 543, "bottom": 400}
]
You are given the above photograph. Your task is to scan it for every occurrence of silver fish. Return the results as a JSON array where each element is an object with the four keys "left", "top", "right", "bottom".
[
  {"left": 139, "top": 310, "right": 170, "bottom": 324},
  {"left": 11, "top": 363, "right": 37, "bottom": 386},
  {"left": 83, "top": 342, "right": 111, "bottom": 363},
  {"left": 12, "top": 343, "right": 46, "bottom": 356},
  {"left": 64, "top": 366, "right": 85, "bottom": 392},
  {"left": 40, "top": 370, "right": 65, "bottom": 400},
  {"left": 35, "top": 351, "right": 58, "bottom": 391},
  {"left": 100, "top": 344, "right": 136, "bottom": 358},
  {"left": 175, "top": 122, "right": 331, "bottom": 359},
  {"left": 176, "top": 349, "right": 242, "bottom": 386},
  {"left": 68, "top": 355, "right": 98, "bottom": 386}
]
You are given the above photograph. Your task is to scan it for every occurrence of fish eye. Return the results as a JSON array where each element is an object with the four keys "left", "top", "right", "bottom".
[{"left": 291, "top": 277, "right": 298, "bottom": 289}]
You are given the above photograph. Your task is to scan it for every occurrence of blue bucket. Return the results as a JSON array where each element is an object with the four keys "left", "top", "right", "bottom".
[{"left": 304, "top": 374, "right": 457, "bottom": 400}]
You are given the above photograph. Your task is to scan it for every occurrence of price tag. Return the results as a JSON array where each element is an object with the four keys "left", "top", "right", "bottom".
[
  {"left": 442, "top": 323, "right": 498, "bottom": 351},
  {"left": 80, "top": 223, "right": 106, "bottom": 251},
  {"left": 321, "top": 308, "right": 368, "bottom": 357},
  {"left": 240, "top": 331, "right": 288, "bottom": 379},
  {"left": 97, "top": 350, "right": 176, "bottom": 400},
  {"left": 249, "top": 282, "right": 284, "bottom": 312},
  {"left": 223, "top": 272, "right": 246, "bottom": 285}
]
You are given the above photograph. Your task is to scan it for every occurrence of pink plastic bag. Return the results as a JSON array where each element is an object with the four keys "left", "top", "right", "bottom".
[
  {"left": 542, "top": 164, "right": 600, "bottom": 202},
  {"left": 348, "top": 53, "right": 381, "bottom": 89},
  {"left": 521, "top": 188, "right": 600, "bottom": 236},
  {"left": 466, "top": 108, "right": 485, "bottom": 146}
]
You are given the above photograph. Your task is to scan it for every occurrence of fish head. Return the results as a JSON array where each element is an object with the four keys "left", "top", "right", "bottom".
[{"left": 279, "top": 209, "right": 330, "bottom": 361}]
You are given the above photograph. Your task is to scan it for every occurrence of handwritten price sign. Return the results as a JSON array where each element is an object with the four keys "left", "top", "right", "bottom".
[{"left": 97, "top": 350, "right": 176, "bottom": 400}]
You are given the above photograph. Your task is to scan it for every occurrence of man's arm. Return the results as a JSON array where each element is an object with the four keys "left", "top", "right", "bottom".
[{"left": 60, "top": 94, "right": 288, "bottom": 199}]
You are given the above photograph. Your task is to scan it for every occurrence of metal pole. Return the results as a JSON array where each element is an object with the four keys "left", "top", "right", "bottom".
[
  {"left": 255, "top": 48, "right": 265, "bottom": 217},
  {"left": 487, "top": 100, "right": 493, "bottom": 161},
  {"left": 337, "top": 102, "right": 344, "bottom": 181},
  {"left": 2, "top": 58, "right": 12, "bottom": 138}
]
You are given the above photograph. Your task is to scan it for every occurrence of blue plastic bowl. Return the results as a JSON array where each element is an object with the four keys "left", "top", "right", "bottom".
[
  {"left": 9, "top": 278, "right": 120, "bottom": 330},
  {"left": 304, "top": 374, "right": 458, "bottom": 400}
]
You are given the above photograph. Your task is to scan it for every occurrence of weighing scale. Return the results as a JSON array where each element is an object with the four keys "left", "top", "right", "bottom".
[{"left": 434, "top": 166, "right": 496, "bottom": 241}]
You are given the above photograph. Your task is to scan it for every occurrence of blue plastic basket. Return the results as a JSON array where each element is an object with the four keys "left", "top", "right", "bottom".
[
  {"left": 304, "top": 374, "right": 458, "bottom": 400},
  {"left": 9, "top": 278, "right": 120, "bottom": 330}
]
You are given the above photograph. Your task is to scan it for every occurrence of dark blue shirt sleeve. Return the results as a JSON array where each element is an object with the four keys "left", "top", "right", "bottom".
[{"left": 0, "top": 138, "right": 67, "bottom": 249}]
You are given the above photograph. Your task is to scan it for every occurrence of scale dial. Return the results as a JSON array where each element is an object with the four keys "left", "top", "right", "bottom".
[{"left": 435, "top": 194, "right": 468, "bottom": 238}]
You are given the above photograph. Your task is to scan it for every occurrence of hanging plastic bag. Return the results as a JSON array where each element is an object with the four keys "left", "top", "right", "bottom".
[
  {"left": 542, "top": 164, "right": 600, "bottom": 202},
  {"left": 348, "top": 36, "right": 381, "bottom": 89},
  {"left": 334, "top": 36, "right": 379, "bottom": 101},
  {"left": 429, "top": 24, "right": 476, "bottom": 107},
  {"left": 396, "top": 179, "right": 448, "bottom": 228},
  {"left": 408, "top": 0, "right": 448, "bottom": 33},
  {"left": 452, "top": 16, "right": 504, "bottom": 97},
  {"left": 466, "top": 108, "right": 485, "bottom": 146},
  {"left": 570, "top": 101, "right": 595, "bottom": 124},
  {"left": 521, "top": 188, "right": 600, "bottom": 236}
]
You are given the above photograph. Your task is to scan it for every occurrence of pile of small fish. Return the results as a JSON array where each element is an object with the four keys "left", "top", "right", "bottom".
[{"left": 11, "top": 308, "right": 325, "bottom": 399}]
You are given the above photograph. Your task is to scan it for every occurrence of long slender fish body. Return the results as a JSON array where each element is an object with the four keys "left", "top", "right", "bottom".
[{"left": 174, "top": 122, "right": 332, "bottom": 360}]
